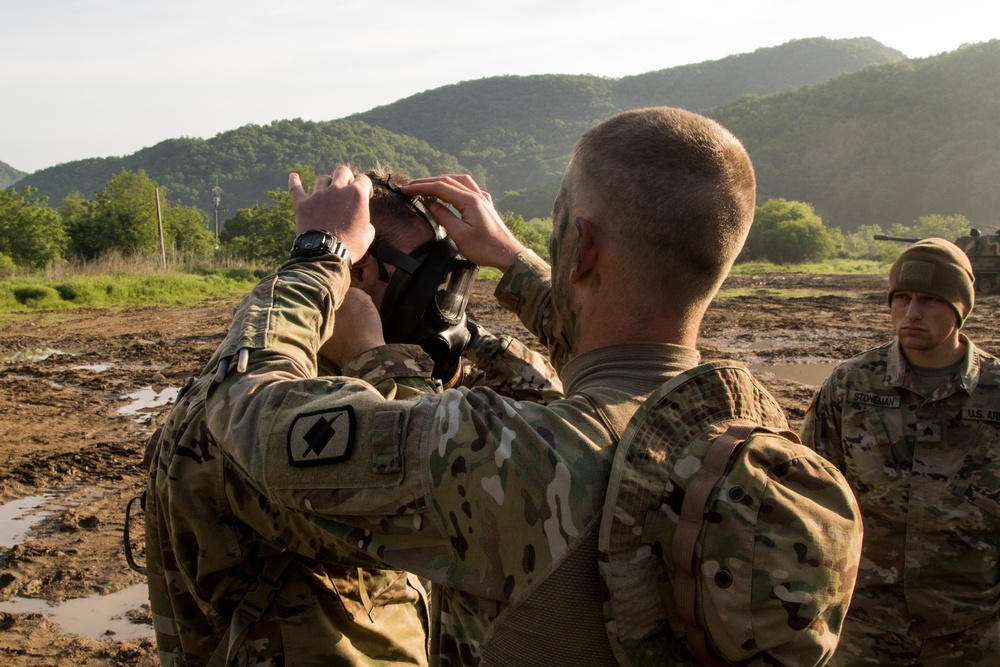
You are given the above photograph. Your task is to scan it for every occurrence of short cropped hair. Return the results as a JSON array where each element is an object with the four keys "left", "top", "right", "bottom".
[
  {"left": 366, "top": 165, "right": 435, "bottom": 252},
  {"left": 569, "top": 107, "right": 756, "bottom": 299}
]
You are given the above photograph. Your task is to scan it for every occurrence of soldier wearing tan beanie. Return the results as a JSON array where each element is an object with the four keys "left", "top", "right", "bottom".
[
  {"left": 801, "top": 238, "right": 1000, "bottom": 665},
  {"left": 887, "top": 237, "right": 975, "bottom": 326}
]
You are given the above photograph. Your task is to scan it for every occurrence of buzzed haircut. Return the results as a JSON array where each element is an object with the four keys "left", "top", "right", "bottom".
[
  {"left": 570, "top": 107, "right": 756, "bottom": 298},
  {"left": 366, "top": 165, "right": 435, "bottom": 252}
]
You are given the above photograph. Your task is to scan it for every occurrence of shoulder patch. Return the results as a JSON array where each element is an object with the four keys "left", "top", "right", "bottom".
[
  {"left": 848, "top": 391, "right": 900, "bottom": 408},
  {"left": 287, "top": 406, "right": 355, "bottom": 466}
]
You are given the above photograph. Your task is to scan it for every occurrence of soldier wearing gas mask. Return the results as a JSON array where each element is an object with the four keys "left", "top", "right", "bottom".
[
  {"left": 352, "top": 169, "right": 475, "bottom": 385},
  {"left": 142, "top": 165, "right": 561, "bottom": 667},
  {"left": 350, "top": 167, "right": 561, "bottom": 401}
]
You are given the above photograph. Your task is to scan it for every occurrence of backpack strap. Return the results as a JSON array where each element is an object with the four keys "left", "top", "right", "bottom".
[
  {"left": 206, "top": 550, "right": 297, "bottom": 667},
  {"left": 657, "top": 423, "right": 792, "bottom": 666}
]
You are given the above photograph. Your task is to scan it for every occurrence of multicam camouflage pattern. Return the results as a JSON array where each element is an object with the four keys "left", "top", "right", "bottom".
[
  {"left": 832, "top": 615, "right": 1000, "bottom": 666},
  {"left": 800, "top": 337, "right": 1000, "bottom": 650},
  {"left": 602, "top": 361, "right": 862, "bottom": 667},
  {"left": 199, "top": 249, "right": 868, "bottom": 666},
  {"left": 494, "top": 250, "right": 574, "bottom": 373},
  {"left": 459, "top": 320, "right": 563, "bottom": 403},
  {"left": 203, "top": 253, "right": 714, "bottom": 665},
  {"left": 147, "top": 371, "right": 431, "bottom": 667},
  {"left": 146, "top": 256, "right": 565, "bottom": 666}
]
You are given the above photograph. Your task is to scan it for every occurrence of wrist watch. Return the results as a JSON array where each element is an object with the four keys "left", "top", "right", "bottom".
[{"left": 289, "top": 229, "right": 351, "bottom": 267}]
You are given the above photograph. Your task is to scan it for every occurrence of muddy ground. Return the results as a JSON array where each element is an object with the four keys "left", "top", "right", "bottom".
[{"left": 0, "top": 273, "right": 997, "bottom": 665}]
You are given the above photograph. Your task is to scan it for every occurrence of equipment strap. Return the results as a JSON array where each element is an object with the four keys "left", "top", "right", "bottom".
[
  {"left": 206, "top": 550, "right": 296, "bottom": 667},
  {"left": 670, "top": 423, "right": 756, "bottom": 666}
]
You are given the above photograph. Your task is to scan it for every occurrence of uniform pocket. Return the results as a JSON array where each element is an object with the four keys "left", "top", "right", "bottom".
[{"left": 841, "top": 404, "right": 898, "bottom": 493}]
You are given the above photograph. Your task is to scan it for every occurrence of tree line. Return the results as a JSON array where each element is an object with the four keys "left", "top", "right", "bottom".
[
  {"left": 0, "top": 167, "right": 553, "bottom": 275},
  {"left": 3, "top": 162, "right": 973, "bottom": 279},
  {"left": 0, "top": 171, "right": 214, "bottom": 275}
]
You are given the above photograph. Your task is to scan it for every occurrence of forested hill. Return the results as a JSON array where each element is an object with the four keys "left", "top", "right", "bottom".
[
  {"left": 17, "top": 120, "right": 472, "bottom": 218},
  {"left": 14, "top": 37, "right": 902, "bottom": 220},
  {"left": 353, "top": 37, "right": 904, "bottom": 196},
  {"left": 711, "top": 39, "right": 1000, "bottom": 232},
  {"left": 0, "top": 160, "right": 27, "bottom": 190},
  {"left": 612, "top": 37, "right": 904, "bottom": 111}
]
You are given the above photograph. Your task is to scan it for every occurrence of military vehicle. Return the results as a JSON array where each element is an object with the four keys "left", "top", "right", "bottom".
[{"left": 874, "top": 230, "right": 1000, "bottom": 295}]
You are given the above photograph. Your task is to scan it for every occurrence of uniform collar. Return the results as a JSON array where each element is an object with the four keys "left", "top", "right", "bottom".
[
  {"left": 886, "top": 333, "right": 980, "bottom": 395},
  {"left": 561, "top": 342, "right": 701, "bottom": 396}
]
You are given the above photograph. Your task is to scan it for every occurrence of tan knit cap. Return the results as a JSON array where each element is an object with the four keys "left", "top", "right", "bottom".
[{"left": 888, "top": 238, "right": 975, "bottom": 325}]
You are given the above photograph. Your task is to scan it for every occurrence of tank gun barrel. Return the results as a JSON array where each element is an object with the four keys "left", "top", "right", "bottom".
[{"left": 873, "top": 234, "right": 921, "bottom": 243}]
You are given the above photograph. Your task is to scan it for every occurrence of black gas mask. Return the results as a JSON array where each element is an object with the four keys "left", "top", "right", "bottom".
[{"left": 367, "top": 176, "right": 479, "bottom": 384}]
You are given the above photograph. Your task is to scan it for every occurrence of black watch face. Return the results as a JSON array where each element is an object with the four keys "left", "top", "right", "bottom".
[{"left": 293, "top": 231, "right": 333, "bottom": 257}]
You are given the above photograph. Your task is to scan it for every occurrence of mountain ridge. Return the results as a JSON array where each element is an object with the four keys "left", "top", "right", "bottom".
[{"left": 23, "top": 36, "right": 989, "bottom": 234}]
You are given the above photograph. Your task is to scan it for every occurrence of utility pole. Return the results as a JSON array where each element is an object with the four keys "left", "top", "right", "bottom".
[
  {"left": 212, "top": 181, "right": 223, "bottom": 238},
  {"left": 155, "top": 188, "right": 166, "bottom": 269}
]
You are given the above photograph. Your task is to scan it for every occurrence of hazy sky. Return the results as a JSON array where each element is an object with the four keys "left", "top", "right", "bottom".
[{"left": 2, "top": 0, "right": 996, "bottom": 174}]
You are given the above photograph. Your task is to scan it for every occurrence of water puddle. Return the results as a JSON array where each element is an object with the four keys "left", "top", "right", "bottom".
[
  {"left": 749, "top": 361, "right": 839, "bottom": 388},
  {"left": 117, "top": 386, "right": 180, "bottom": 422},
  {"left": 0, "top": 494, "right": 57, "bottom": 547},
  {"left": 0, "top": 584, "right": 152, "bottom": 641},
  {"left": 71, "top": 363, "right": 113, "bottom": 373},
  {"left": 0, "top": 348, "right": 66, "bottom": 364}
]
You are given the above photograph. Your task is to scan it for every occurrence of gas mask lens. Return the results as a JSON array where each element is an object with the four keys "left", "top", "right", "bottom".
[{"left": 434, "top": 259, "right": 477, "bottom": 324}]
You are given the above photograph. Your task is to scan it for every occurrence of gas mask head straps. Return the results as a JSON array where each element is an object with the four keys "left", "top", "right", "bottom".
[{"left": 368, "top": 175, "right": 478, "bottom": 383}]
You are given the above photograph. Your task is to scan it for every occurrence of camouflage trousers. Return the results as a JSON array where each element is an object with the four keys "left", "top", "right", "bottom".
[{"left": 830, "top": 615, "right": 1000, "bottom": 666}]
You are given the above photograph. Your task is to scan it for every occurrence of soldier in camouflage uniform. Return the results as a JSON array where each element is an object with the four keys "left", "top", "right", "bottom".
[
  {"left": 202, "top": 108, "right": 860, "bottom": 666},
  {"left": 801, "top": 238, "right": 1000, "bottom": 665},
  {"left": 146, "top": 171, "right": 561, "bottom": 667}
]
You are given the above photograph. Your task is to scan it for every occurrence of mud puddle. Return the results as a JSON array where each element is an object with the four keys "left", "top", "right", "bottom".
[
  {"left": 0, "top": 494, "right": 58, "bottom": 548},
  {"left": 748, "top": 361, "right": 840, "bottom": 388},
  {"left": 0, "top": 584, "right": 151, "bottom": 641},
  {"left": 117, "top": 386, "right": 180, "bottom": 422}
]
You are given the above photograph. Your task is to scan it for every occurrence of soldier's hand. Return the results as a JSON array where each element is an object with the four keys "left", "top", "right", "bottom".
[
  {"left": 289, "top": 167, "right": 375, "bottom": 263},
  {"left": 321, "top": 288, "right": 386, "bottom": 368},
  {"left": 402, "top": 174, "right": 527, "bottom": 271}
]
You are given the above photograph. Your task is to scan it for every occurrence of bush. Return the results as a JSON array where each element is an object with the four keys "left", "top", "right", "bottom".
[
  {"left": 501, "top": 211, "right": 550, "bottom": 260},
  {"left": 53, "top": 282, "right": 105, "bottom": 305},
  {"left": 742, "top": 199, "right": 835, "bottom": 264},
  {"left": 12, "top": 284, "right": 64, "bottom": 309}
]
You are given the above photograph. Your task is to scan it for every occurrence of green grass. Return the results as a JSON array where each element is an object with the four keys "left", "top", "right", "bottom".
[
  {"left": 718, "top": 287, "right": 856, "bottom": 299},
  {"left": 0, "top": 255, "right": 889, "bottom": 316},
  {"left": 0, "top": 267, "right": 266, "bottom": 314},
  {"left": 477, "top": 267, "right": 504, "bottom": 282},
  {"left": 730, "top": 258, "right": 890, "bottom": 275}
]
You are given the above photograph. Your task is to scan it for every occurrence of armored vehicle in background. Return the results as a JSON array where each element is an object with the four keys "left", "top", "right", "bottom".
[{"left": 874, "top": 230, "right": 1000, "bottom": 295}]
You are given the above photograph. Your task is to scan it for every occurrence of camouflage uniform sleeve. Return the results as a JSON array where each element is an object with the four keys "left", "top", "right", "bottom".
[
  {"left": 494, "top": 250, "right": 572, "bottom": 372},
  {"left": 342, "top": 343, "right": 442, "bottom": 401},
  {"left": 203, "top": 256, "right": 614, "bottom": 605},
  {"left": 459, "top": 321, "right": 563, "bottom": 404},
  {"left": 799, "top": 374, "right": 848, "bottom": 473}
]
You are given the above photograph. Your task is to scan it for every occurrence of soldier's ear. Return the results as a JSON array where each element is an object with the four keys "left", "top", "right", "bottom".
[{"left": 351, "top": 255, "right": 381, "bottom": 292}]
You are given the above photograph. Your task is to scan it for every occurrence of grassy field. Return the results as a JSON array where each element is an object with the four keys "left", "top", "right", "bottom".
[
  {"left": 729, "top": 258, "right": 888, "bottom": 276},
  {"left": 0, "top": 255, "right": 890, "bottom": 318},
  {"left": 0, "top": 254, "right": 266, "bottom": 322}
]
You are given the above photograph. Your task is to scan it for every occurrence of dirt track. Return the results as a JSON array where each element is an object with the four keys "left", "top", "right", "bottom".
[{"left": 1, "top": 273, "right": 997, "bottom": 665}]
